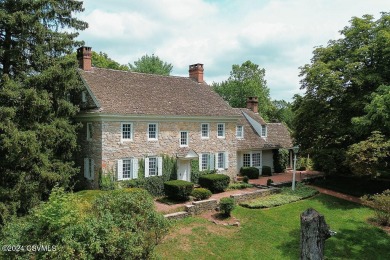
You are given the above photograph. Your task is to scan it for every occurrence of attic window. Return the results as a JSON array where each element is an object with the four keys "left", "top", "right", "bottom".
[
  {"left": 81, "top": 91, "right": 87, "bottom": 102},
  {"left": 261, "top": 125, "right": 267, "bottom": 137}
]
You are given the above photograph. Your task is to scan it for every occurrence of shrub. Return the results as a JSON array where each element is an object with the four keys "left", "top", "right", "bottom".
[
  {"left": 164, "top": 180, "right": 194, "bottom": 201},
  {"left": 99, "top": 170, "right": 117, "bottom": 190},
  {"left": 0, "top": 188, "right": 170, "bottom": 259},
  {"left": 298, "top": 166, "right": 306, "bottom": 171},
  {"left": 191, "top": 188, "right": 212, "bottom": 201},
  {"left": 122, "top": 177, "right": 165, "bottom": 197},
  {"left": 190, "top": 159, "right": 216, "bottom": 184},
  {"left": 262, "top": 166, "right": 272, "bottom": 176},
  {"left": 228, "top": 183, "right": 253, "bottom": 190},
  {"left": 198, "top": 174, "right": 230, "bottom": 193},
  {"left": 219, "top": 197, "right": 235, "bottom": 217},
  {"left": 240, "top": 167, "right": 260, "bottom": 179},
  {"left": 267, "top": 179, "right": 274, "bottom": 186},
  {"left": 361, "top": 189, "right": 390, "bottom": 226},
  {"left": 273, "top": 148, "right": 289, "bottom": 173},
  {"left": 243, "top": 176, "right": 249, "bottom": 183}
]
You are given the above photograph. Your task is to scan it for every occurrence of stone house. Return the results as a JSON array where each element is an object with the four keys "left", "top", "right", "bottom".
[{"left": 76, "top": 46, "right": 292, "bottom": 188}]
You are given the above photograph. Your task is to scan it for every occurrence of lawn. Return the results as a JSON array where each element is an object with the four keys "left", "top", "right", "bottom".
[{"left": 155, "top": 194, "right": 390, "bottom": 259}]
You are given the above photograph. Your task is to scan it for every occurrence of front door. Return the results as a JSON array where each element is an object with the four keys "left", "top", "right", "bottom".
[{"left": 177, "top": 159, "right": 191, "bottom": 182}]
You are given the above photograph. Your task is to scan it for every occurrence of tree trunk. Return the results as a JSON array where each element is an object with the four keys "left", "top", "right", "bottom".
[{"left": 300, "top": 208, "right": 331, "bottom": 260}]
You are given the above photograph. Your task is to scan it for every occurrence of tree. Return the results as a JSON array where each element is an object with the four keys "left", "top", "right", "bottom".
[
  {"left": 92, "top": 51, "right": 129, "bottom": 71},
  {"left": 212, "top": 60, "right": 274, "bottom": 121},
  {"left": 129, "top": 54, "right": 173, "bottom": 75},
  {"left": 292, "top": 13, "right": 390, "bottom": 173},
  {"left": 0, "top": 0, "right": 87, "bottom": 222},
  {"left": 271, "top": 100, "right": 294, "bottom": 128},
  {"left": 345, "top": 131, "right": 390, "bottom": 177}
]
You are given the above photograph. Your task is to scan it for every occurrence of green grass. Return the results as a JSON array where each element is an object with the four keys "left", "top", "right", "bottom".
[
  {"left": 227, "top": 183, "right": 253, "bottom": 190},
  {"left": 240, "top": 185, "right": 318, "bottom": 208},
  {"left": 156, "top": 194, "right": 390, "bottom": 259}
]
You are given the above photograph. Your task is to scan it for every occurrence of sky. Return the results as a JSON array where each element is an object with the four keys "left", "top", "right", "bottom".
[{"left": 76, "top": 0, "right": 390, "bottom": 101}]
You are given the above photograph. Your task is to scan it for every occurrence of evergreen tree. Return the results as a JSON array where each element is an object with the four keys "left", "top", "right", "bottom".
[{"left": 0, "top": 0, "right": 87, "bottom": 222}]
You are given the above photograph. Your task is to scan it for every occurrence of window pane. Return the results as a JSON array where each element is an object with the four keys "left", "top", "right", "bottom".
[
  {"left": 122, "top": 123, "right": 132, "bottom": 139},
  {"left": 123, "top": 159, "right": 132, "bottom": 179},
  {"left": 261, "top": 125, "right": 267, "bottom": 137},
  {"left": 180, "top": 131, "right": 188, "bottom": 146},
  {"left": 236, "top": 125, "right": 243, "bottom": 138},
  {"left": 253, "top": 153, "right": 261, "bottom": 167},
  {"left": 217, "top": 124, "right": 224, "bottom": 137},
  {"left": 218, "top": 152, "right": 225, "bottom": 169},
  {"left": 149, "top": 124, "right": 157, "bottom": 139},
  {"left": 149, "top": 157, "right": 157, "bottom": 176},
  {"left": 201, "top": 124, "right": 209, "bottom": 138},
  {"left": 201, "top": 154, "right": 209, "bottom": 170},
  {"left": 243, "top": 154, "right": 251, "bottom": 167}
]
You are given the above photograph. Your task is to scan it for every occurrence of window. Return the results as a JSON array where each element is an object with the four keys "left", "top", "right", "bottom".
[
  {"left": 117, "top": 158, "right": 138, "bottom": 180},
  {"left": 81, "top": 91, "right": 87, "bottom": 103},
  {"left": 236, "top": 125, "right": 243, "bottom": 138},
  {"left": 261, "top": 125, "right": 267, "bottom": 137},
  {"left": 217, "top": 123, "right": 225, "bottom": 138},
  {"left": 201, "top": 123, "right": 209, "bottom": 138},
  {"left": 121, "top": 123, "right": 133, "bottom": 141},
  {"left": 148, "top": 123, "right": 158, "bottom": 140},
  {"left": 252, "top": 153, "right": 261, "bottom": 167},
  {"left": 242, "top": 151, "right": 262, "bottom": 168},
  {"left": 145, "top": 157, "right": 162, "bottom": 177},
  {"left": 180, "top": 131, "right": 188, "bottom": 146},
  {"left": 86, "top": 122, "right": 92, "bottom": 141},
  {"left": 201, "top": 153, "right": 209, "bottom": 170},
  {"left": 243, "top": 153, "right": 251, "bottom": 167},
  {"left": 84, "top": 158, "right": 94, "bottom": 180},
  {"left": 217, "top": 152, "right": 225, "bottom": 169}
]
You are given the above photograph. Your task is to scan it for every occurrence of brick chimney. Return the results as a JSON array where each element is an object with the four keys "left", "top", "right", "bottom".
[
  {"left": 246, "top": 97, "right": 259, "bottom": 113},
  {"left": 189, "top": 63, "right": 204, "bottom": 83},
  {"left": 77, "top": 46, "right": 92, "bottom": 71}
]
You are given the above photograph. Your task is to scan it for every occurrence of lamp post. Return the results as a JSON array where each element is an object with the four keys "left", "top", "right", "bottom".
[{"left": 292, "top": 145, "right": 299, "bottom": 191}]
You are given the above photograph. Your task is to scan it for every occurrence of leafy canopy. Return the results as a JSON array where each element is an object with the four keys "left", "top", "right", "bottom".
[
  {"left": 129, "top": 54, "right": 173, "bottom": 75},
  {"left": 212, "top": 60, "right": 274, "bottom": 121},
  {"left": 0, "top": 0, "right": 87, "bottom": 222},
  {"left": 292, "top": 12, "right": 390, "bottom": 174}
]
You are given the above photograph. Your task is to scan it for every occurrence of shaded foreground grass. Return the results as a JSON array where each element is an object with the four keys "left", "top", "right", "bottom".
[{"left": 156, "top": 194, "right": 390, "bottom": 259}]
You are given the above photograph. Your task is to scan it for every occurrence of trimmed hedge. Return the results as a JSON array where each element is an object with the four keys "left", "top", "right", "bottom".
[
  {"left": 198, "top": 174, "right": 230, "bottom": 193},
  {"left": 191, "top": 188, "right": 212, "bottom": 201},
  {"left": 262, "top": 166, "right": 272, "bottom": 176},
  {"left": 219, "top": 197, "right": 235, "bottom": 216},
  {"left": 164, "top": 180, "right": 194, "bottom": 200},
  {"left": 240, "top": 167, "right": 260, "bottom": 179}
]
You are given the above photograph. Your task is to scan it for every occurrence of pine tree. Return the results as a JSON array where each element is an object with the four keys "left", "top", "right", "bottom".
[{"left": 0, "top": 0, "right": 87, "bottom": 223}]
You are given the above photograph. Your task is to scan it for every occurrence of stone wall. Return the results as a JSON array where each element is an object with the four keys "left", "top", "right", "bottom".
[
  {"left": 230, "top": 188, "right": 280, "bottom": 203},
  {"left": 186, "top": 199, "right": 218, "bottom": 215}
]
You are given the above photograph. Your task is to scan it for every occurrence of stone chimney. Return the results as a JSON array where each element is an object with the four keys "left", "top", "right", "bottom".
[
  {"left": 246, "top": 97, "right": 259, "bottom": 113},
  {"left": 77, "top": 46, "right": 92, "bottom": 71},
  {"left": 189, "top": 63, "right": 204, "bottom": 83}
]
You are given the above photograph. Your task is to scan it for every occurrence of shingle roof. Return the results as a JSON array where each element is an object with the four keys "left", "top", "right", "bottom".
[
  {"left": 78, "top": 68, "right": 237, "bottom": 117},
  {"left": 234, "top": 108, "right": 292, "bottom": 150}
]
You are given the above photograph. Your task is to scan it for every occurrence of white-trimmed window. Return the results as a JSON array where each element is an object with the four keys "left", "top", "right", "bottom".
[
  {"left": 217, "top": 123, "right": 225, "bottom": 138},
  {"left": 148, "top": 123, "right": 158, "bottom": 140},
  {"left": 117, "top": 158, "right": 139, "bottom": 180},
  {"left": 236, "top": 125, "right": 243, "bottom": 138},
  {"left": 216, "top": 152, "right": 229, "bottom": 170},
  {"left": 84, "top": 158, "right": 94, "bottom": 180},
  {"left": 180, "top": 131, "right": 188, "bottom": 147},
  {"left": 201, "top": 123, "right": 209, "bottom": 139},
  {"left": 242, "top": 151, "right": 262, "bottom": 168},
  {"left": 261, "top": 125, "right": 267, "bottom": 137},
  {"left": 86, "top": 122, "right": 92, "bottom": 141},
  {"left": 121, "top": 123, "right": 133, "bottom": 142},
  {"left": 145, "top": 157, "right": 162, "bottom": 177},
  {"left": 243, "top": 154, "right": 251, "bottom": 167}
]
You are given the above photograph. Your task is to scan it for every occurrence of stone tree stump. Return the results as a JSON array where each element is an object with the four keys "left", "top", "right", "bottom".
[{"left": 300, "top": 208, "right": 331, "bottom": 260}]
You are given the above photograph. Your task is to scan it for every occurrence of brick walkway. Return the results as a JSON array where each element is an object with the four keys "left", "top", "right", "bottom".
[{"left": 155, "top": 170, "right": 362, "bottom": 213}]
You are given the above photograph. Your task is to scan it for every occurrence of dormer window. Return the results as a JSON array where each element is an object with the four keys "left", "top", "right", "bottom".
[
  {"left": 261, "top": 125, "right": 267, "bottom": 137},
  {"left": 81, "top": 91, "right": 87, "bottom": 103}
]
